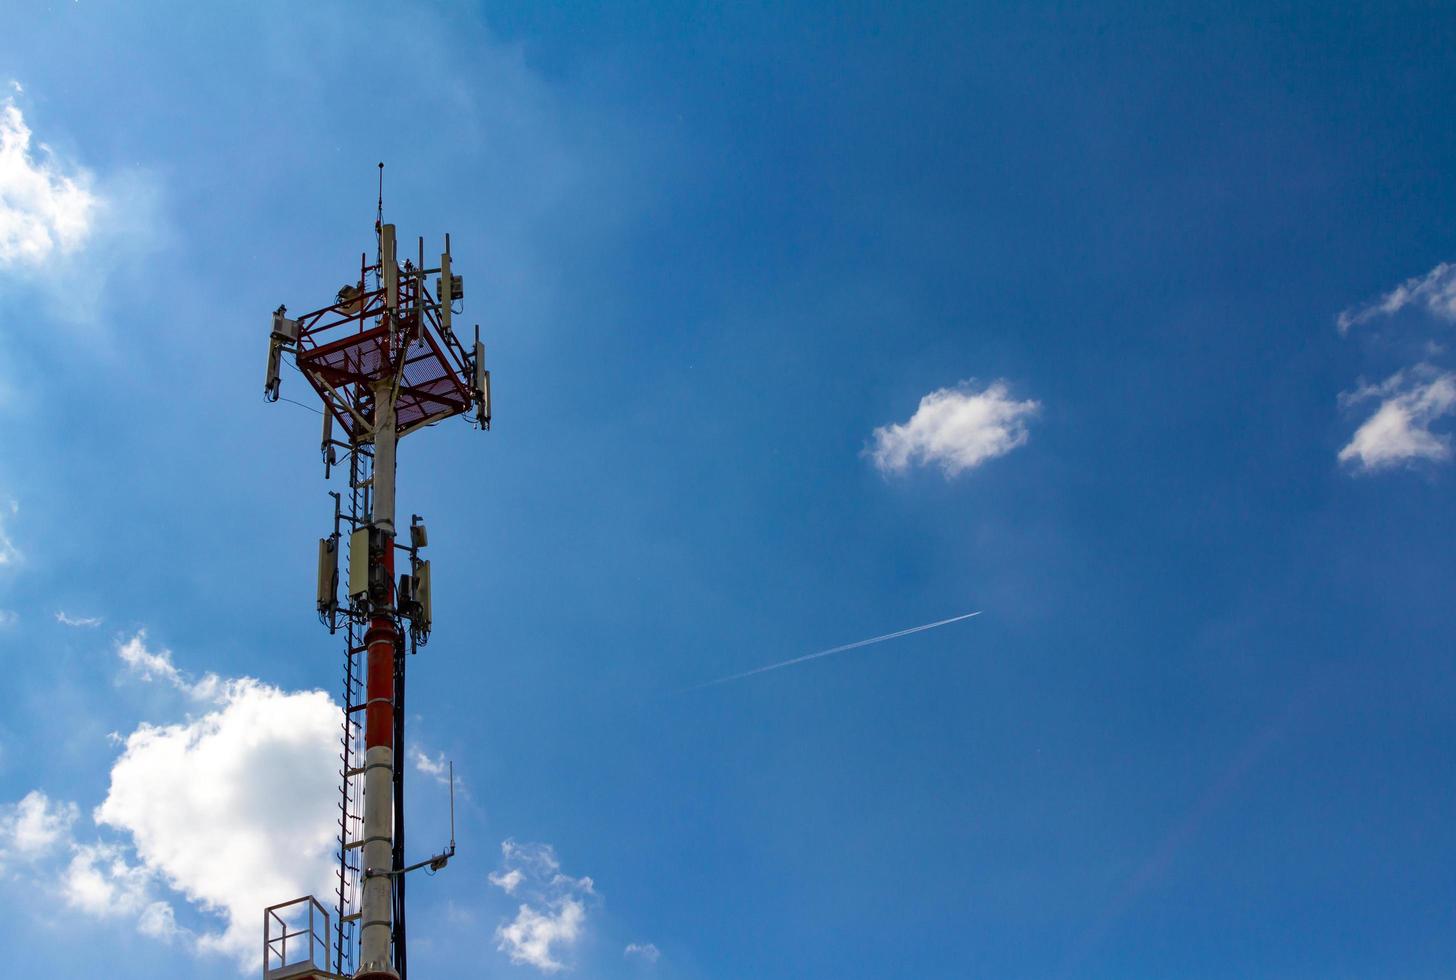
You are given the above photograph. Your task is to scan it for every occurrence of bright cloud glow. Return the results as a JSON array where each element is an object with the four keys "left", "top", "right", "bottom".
[
  {"left": 0, "top": 95, "right": 98, "bottom": 267},
  {"left": 1337, "top": 261, "right": 1456, "bottom": 333},
  {"left": 491, "top": 839, "right": 596, "bottom": 972},
  {"left": 868, "top": 380, "right": 1040, "bottom": 476},
  {"left": 1338, "top": 366, "right": 1456, "bottom": 472}
]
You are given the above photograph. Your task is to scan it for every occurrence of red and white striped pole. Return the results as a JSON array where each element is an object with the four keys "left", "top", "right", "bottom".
[{"left": 357, "top": 376, "right": 399, "bottom": 980}]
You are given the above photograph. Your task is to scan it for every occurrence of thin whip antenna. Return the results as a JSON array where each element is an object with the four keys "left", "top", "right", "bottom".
[
  {"left": 375, "top": 162, "right": 385, "bottom": 282},
  {"left": 447, "top": 761, "right": 456, "bottom": 855}
]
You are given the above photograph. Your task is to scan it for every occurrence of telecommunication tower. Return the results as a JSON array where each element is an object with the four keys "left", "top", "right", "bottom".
[{"left": 260, "top": 166, "right": 490, "bottom": 980}]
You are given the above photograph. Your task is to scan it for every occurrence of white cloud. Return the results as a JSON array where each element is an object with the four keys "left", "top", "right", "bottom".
[
  {"left": 491, "top": 839, "right": 596, "bottom": 972},
  {"left": 0, "top": 792, "right": 184, "bottom": 945},
  {"left": 115, "top": 631, "right": 224, "bottom": 701},
  {"left": 116, "top": 631, "right": 183, "bottom": 686},
  {"left": 137, "top": 900, "right": 183, "bottom": 942},
  {"left": 624, "top": 942, "right": 661, "bottom": 964},
  {"left": 490, "top": 867, "right": 525, "bottom": 895},
  {"left": 0, "top": 96, "right": 98, "bottom": 267},
  {"left": 1338, "top": 366, "right": 1456, "bottom": 472},
  {"left": 94, "top": 677, "right": 339, "bottom": 968},
  {"left": 868, "top": 380, "right": 1040, "bottom": 477},
  {"left": 499, "top": 901, "right": 586, "bottom": 973},
  {"left": 0, "top": 498, "right": 20, "bottom": 566},
  {"left": 1337, "top": 262, "right": 1456, "bottom": 333},
  {"left": 0, "top": 85, "right": 165, "bottom": 328},
  {"left": 412, "top": 748, "right": 451, "bottom": 786},
  {"left": 0, "top": 790, "right": 78, "bottom": 863},
  {"left": 0, "top": 657, "right": 338, "bottom": 971},
  {"left": 62, "top": 842, "right": 153, "bottom": 917},
  {"left": 56, "top": 610, "right": 102, "bottom": 627},
  {"left": 0, "top": 610, "right": 15, "bottom": 627}
]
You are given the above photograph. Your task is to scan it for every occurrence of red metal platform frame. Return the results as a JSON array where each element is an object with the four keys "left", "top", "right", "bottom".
[{"left": 292, "top": 253, "right": 474, "bottom": 442}]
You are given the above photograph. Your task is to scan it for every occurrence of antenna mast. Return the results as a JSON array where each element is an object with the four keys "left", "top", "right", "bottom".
[{"left": 262, "top": 170, "right": 491, "bottom": 980}]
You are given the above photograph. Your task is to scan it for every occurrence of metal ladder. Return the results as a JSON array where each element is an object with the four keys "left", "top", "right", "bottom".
[{"left": 332, "top": 445, "right": 373, "bottom": 977}]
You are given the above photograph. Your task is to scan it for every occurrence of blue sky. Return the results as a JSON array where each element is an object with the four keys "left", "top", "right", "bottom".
[{"left": 3, "top": 2, "right": 1456, "bottom": 977}]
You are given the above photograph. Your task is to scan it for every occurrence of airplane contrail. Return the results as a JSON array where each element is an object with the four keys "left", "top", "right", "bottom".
[{"left": 683, "top": 610, "right": 982, "bottom": 692}]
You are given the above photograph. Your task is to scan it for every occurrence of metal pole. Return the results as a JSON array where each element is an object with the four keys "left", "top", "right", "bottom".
[{"left": 357, "top": 380, "right": 398, "bottom": 980}]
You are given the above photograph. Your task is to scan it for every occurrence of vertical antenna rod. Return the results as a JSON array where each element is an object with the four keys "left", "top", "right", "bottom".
[{"left": 375, "top": 162, "right": 385, "bottom": 280}]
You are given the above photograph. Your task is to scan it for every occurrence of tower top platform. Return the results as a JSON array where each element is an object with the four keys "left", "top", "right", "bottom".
[{"left": 286, "top": 241, "right": 474, "bottom": 441}]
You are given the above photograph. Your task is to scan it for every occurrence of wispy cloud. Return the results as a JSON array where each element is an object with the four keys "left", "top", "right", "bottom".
[
  {"left": 115, "top": 631, "right": 224, "bottom": 701},
  {"left": 1338, "top": 366, "right": 1456, "bottom": 472},
  {"left": 0, "top": 789, "right": 186, "bottom": 946},
  {"left": 0, "top": 93, "right": 98, "bottom": 268},
  {"left": 0, "top": 790, "right": 77, "bottom": 865},
  {"left": 412, "top": 748, "right": 452, "bottom": 786},
  {"left": 868, "top": 381, "right": 1039, "bottom": 477},
  {"left": 491, "top": 839, "right": 596, "bottom": 973},
  {"left": 490, "top": 867, "right": 525, "bottom": 895},
  {"left": 0, "top": 499, "right": 20, "bottom": 566},
  {"left": 1337, "top": 262, "right": 1456, "bottom": 333},
  {"left": 56, "top": 611, "right": 102, "bottom": 627},
  {"left": 61, "top": 842, "right": 155, "bottom": 918},
  {"left": 1334, "top": 262, "right": 1456, "bottom": 473},
  {"left": 624, "top": 942, "right": 661, "bottom": 964},
  {"left": 499, "top": 902, "right": 586, "bottom": 973}
]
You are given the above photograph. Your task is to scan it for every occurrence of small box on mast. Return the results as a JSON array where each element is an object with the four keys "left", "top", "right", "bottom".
[
  {"left": 271, "top": 310, "right": 300, "bottom": 342},
  {"left": 473, "top": 339, "right": 491, "bottom": 428},
  {"left": 316, "top": 538, "right": 338, "bottom": 616},
  {"left": 436, "top": 248, "right": 455, "bottom": 334},
  {"left": 414, "top": 560, "right": 432, "bottom": 635},
  {"left": 264, "top": 307, "right": 300, "bottom": 401},
  {"left": 349, "top": 528, "right": 371, "bottom": 601},
  {"left": 382, "top": 223, "right": 398, "bottom": 315}
]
